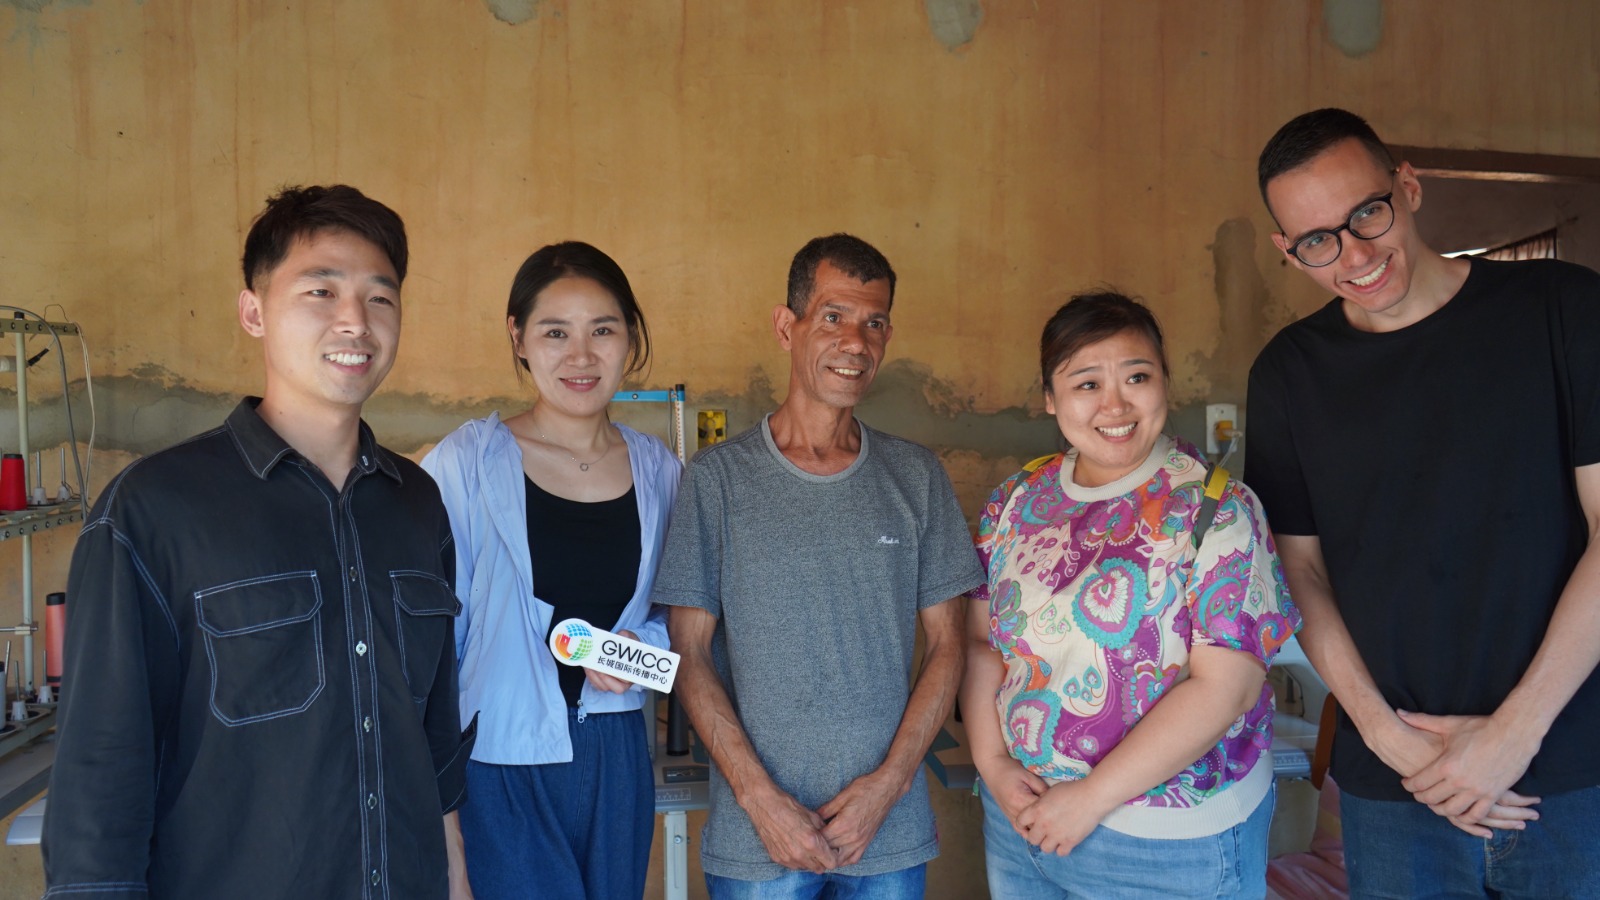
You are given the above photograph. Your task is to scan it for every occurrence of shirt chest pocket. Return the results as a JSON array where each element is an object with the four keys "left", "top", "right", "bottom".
[
  {"left": 196, "top": 572, "right": 324, "bottom": 726},
  {"left": 390, "top": 571, "right": 461, "bottom": 704}
]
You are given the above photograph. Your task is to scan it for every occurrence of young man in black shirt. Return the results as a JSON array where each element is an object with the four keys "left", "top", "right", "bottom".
[
  {"left": 43, "top": 186, "right": 475, "bottom": 899},
  {"left": 1246, "top": 108, "right": 1600, "bottom": 897}
]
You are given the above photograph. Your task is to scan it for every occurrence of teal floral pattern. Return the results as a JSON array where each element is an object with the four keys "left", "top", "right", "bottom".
[{"left": 971, "top": 438, "right": 1302, "bottom": 809}]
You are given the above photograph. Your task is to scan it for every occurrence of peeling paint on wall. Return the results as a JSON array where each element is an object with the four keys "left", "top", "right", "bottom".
[
  {"left": 1, "top": 362, "right": 1056, "bottom": 512},
  {"left": 3, "top": 358, "right": 1237, "bottom": 524},
  {"left": 2, "top": 377, "right": 773, "bottom": 461},
  {"left": 3, "top": 0, "right": 86, "bottom": 48},
  {"left": 925, "top": 0, "right": 983, "bottom": 51},
  {"left": 1188, "top": 218, "right": 1272, "bottom": 405},
  {"left": 128, "top": 362, "right": 191, "bottom": 387},
  {"left": 652, "top": 362, "right": 1057, "bottom": 462},
  {"left": 859, "top": 362, "right": 1056, "bottom": 460},
  {"left": 904, "top": 360, "right": 978, "bottom": 418},
  {"left": 482, "top": 0, "right": 541, "bottom": 27},
  {"left": 1, "top": 378, "right": 235, "bottom": 458},
  {"left": 1324, "top": 0, "right": 1383, "bottom": 58}
]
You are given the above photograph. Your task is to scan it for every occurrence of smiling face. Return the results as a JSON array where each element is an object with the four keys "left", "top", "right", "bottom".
[
  {"left": 775, "top": 259, "right": 893, "bottom": 412},
  {"left": 1046, "top": 328, "right": 1169, "bottom": 488},
  {"left": 510, "top": 275, "right": 631, "bottom": 418},
  {"left": 1267, "top": 137, "right": 1431, "bottom": 331},
  {"left": 238, "top": 229, "right": 401, "bottom": 420}
]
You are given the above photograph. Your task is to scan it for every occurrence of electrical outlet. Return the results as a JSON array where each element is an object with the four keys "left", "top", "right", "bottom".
[{"left": 1205, "top": 403, "right": 1238, "bottom": 454}]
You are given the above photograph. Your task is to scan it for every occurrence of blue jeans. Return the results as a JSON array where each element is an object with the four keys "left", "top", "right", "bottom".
[
  {"left": 979, "top": 779, "right": 1273, "bottom": 899},
  {"left": 706, "top": 863, "right": 927, "bottom": 899},
  {"left": 458, "top": 709, "right": 654, "bottom": 900},
  {"left": 1341, "top": 784, "right": 1600, "bottom": 899}
]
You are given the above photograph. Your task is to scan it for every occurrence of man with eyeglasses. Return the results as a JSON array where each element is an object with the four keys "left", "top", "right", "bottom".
[{"left": 1245, "top": 108, "right": 1600, "bottom": 897}]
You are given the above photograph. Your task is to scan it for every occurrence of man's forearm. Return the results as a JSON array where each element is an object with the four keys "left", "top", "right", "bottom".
[
  {"left": 1389, "top": 472, "right": 1600, "bottom": 827},
  {"left": 872, "top": 599, "right": 965, "bottom": 791},
  {"left": 1277, "top": 535, "right": 1397, "bottom": 737},
  {"left": 1493, "top": 467, "right": 1600, "bottom": 740},
  {"left": 669, "top": 606, "right": 841, "bottom": 871},
  {"left": 670, "top": 616, "right": 781, "bottom": 806},
  {"left": 811, "top": 598, "right": 967, "bottom": 866}
]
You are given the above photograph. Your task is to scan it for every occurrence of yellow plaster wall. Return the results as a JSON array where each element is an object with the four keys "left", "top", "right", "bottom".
[
  {"left": 2, "top": 1, "right": 1599, "bottom": 895},
  {"left": 5, "top": 2, "right": 1597, "bottom": 414},
  {"left": 3, "top": 1, "right": 1595, "bottom": 508},
  {"left": 5, "top": 0, "right": 1598, "bottom": 672}
]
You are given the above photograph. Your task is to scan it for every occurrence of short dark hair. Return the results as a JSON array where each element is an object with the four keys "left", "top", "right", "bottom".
[
  {"left": 505, "top": 241, "right": 652, "bottom": 381},
  {"left": 1257, "top": 108, "right": 1396, "bottom": 213},
  {"left": 1040, "top": 290, "right": 1168, "bottom": 391},
  {"left": 241, "top": 185, "right": 407, "bottom": 291},
  {"left": 786, "top": 234, "right": 897, "bottom": 315}
]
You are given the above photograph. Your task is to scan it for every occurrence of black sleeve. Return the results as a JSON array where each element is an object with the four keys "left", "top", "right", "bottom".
[
  {"left": 1556, "top": 266, "right": 1600, "bottom": 469},
  {"left": 42, "top": 509, "right": 180, "bottom": 898},
  {"left": 427, "top": 528, "right": 474, "bottom": 815},
  {"left": 1244, "top": 345, "right": 1318, "bottom": 536}
]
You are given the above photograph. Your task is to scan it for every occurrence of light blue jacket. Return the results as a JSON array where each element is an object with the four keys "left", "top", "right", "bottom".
[{"left": 421, "top": 414, "right": 682, "bottom": 765}]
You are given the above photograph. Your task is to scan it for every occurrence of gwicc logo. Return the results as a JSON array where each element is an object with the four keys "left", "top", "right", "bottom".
[{"left": 552, "top": 621, "right": 595, "bottom": 662}]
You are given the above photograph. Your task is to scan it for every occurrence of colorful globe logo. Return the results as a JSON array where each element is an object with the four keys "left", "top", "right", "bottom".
[{"left": 553, "top": 621, "right": 594, "bottom": 661}]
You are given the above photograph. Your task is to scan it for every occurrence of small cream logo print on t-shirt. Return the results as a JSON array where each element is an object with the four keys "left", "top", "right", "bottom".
[{"left": 878, "top": 535, "right": 901, "bottom": 545}]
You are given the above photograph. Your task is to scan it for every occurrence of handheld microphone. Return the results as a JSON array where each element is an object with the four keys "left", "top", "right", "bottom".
[{"left": 548, "top": 618, "right": 680, "bottom": 692}]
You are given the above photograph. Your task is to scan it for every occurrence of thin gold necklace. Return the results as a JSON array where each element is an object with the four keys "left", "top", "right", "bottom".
[{"left": 538, "top": 427, "right": 612, "bottom": 472}]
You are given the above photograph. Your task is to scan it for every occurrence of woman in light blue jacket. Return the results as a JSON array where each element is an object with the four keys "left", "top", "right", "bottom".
[{"left": 422, "top": 242, "right": 680, "bottom": 900}]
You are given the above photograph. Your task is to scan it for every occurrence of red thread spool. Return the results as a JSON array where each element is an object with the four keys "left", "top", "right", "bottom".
[
  {"left": 46, "top": 591, "right": 66, "bottom": 692},
  {"left": 0, "top": 454, "right": 25, "bottom": 511}
]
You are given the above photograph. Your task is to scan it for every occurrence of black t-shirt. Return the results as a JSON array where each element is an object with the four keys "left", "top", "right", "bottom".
[
  {"left": 525, "top": 476, "right": 642, "bottom": 707},
  {"left": 1245, "top": 257, "right": 1600, "bottom": 800}
]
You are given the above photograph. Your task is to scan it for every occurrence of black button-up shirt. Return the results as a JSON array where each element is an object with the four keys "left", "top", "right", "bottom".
[{"left": 44, "top": 399, "right": 474, "bottom": 899}]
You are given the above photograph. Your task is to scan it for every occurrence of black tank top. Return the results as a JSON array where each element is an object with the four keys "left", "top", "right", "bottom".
[{"left": 525, "top": 475, "right": 641, "bottom": 707}]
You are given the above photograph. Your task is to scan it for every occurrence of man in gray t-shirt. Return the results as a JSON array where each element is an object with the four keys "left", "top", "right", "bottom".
[{"left": 655, "top": 234, "right": 982, "bottom": 897}]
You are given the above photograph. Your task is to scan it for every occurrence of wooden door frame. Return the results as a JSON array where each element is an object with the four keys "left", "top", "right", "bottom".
[{"left": 1391, "top": 146, "right": 1600, "bottom": 184}]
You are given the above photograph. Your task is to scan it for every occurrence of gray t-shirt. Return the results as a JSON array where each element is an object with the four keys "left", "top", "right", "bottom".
[{"left": 653, "top": 415, "right": 983, "bottom": 881}]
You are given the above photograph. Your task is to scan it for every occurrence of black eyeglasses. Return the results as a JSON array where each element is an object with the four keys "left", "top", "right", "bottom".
[{"left": 1287, "top": 193, "right": 1396, "bottom": 267}]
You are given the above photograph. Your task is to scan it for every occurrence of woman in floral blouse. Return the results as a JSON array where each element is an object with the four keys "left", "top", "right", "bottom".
[{"left": 961, "top": 291, "right": 1301, "bottom": 899}]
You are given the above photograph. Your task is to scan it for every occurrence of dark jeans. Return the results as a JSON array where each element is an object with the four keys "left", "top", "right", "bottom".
[
  {"left": 459, "top": 708, "right": 655, "bottom": 900},
  {"left": 1342, "top": 784, "right": 1600, "bottom": 899}
]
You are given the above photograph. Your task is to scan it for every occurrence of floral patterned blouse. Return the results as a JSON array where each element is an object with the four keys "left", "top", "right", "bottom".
[{"left": 972, "top": 436, "right": 1301, "bottom": 815}]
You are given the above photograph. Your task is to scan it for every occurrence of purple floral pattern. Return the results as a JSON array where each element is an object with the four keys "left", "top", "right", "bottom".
[{"left": 971, "top": 439, "right": 1302, "bottom": 808}]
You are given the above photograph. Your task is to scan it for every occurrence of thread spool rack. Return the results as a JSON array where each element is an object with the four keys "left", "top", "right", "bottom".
[{"left": 1, "top": 315, "right": 85, "bottom": 762}]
